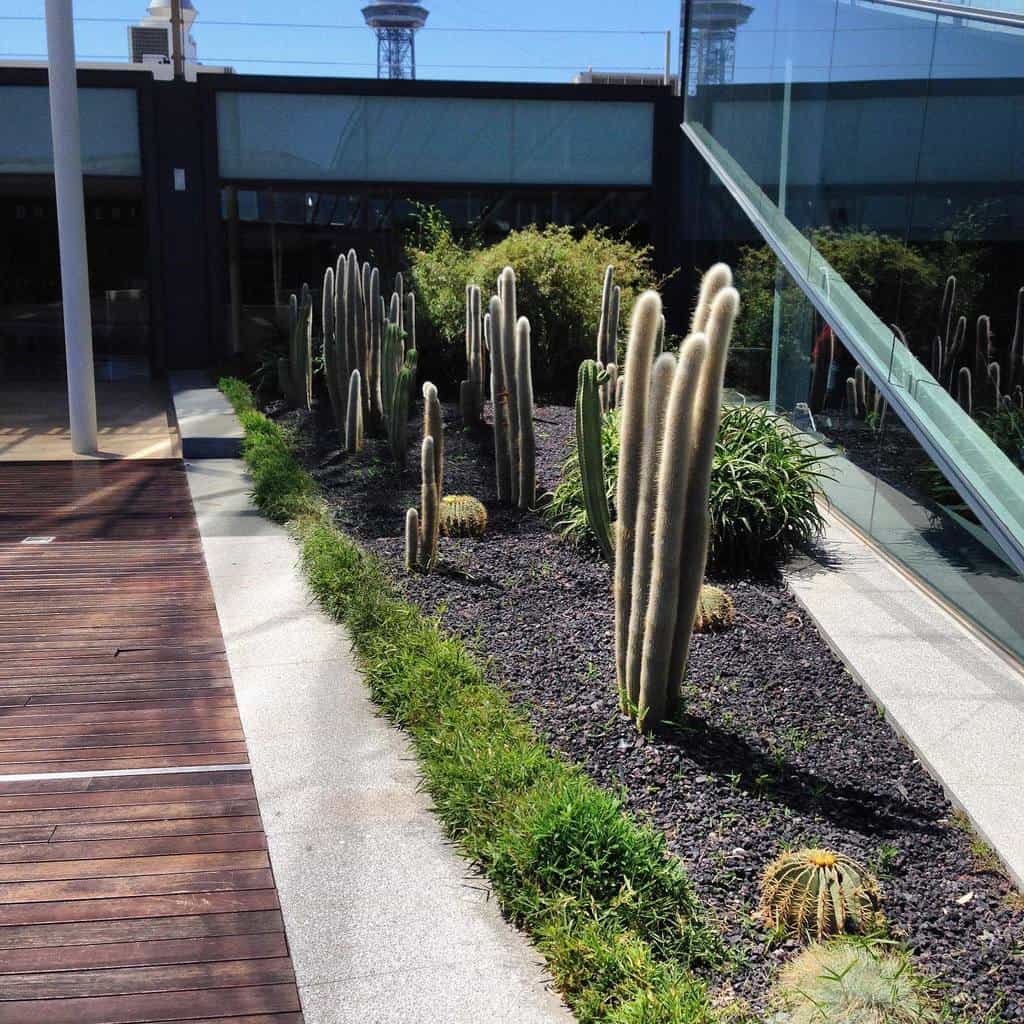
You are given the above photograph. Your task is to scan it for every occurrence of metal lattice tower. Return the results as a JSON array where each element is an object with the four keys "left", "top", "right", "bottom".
[
  {"left": 683, "top": 0, "right": 753, "bottom": 95},
  {"left": 362, "top": 2, "right": 429, "bottom": 79}
]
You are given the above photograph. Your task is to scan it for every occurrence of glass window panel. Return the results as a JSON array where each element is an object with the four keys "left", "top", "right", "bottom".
[
  {"left": 0, "top": 86, "right": 140, "bottom": 176},
  {"left": 217, "top": 92, "right": 653, "bottom": 186}
]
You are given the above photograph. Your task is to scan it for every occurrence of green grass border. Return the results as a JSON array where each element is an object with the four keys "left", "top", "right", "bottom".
[{"left": 219, "top": 378, "right": 744, "bottom": 1024}]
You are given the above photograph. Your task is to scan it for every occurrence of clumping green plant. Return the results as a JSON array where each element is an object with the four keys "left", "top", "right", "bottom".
[
  {"left": 760, "top": 848, "right": 884, "bottom": 941},
  {"left": 772, "top": 941, "right": 938, "bottom": 1024},
  {"left": 407, "top": 210, "right": 658, "bottom": 397},
  {"left": 551, "top": 404, "right": 829, "bottom": 573}
]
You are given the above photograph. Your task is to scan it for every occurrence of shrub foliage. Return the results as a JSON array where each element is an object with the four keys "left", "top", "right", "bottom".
[
  {"left": 406, "top": 209, "right": 658, "bottom": 397},
  {"left": 550, "top": 404, "right": 830, "bottom": 572}
]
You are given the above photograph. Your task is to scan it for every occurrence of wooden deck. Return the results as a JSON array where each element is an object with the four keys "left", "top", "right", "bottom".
[{"left": 0, "top": 461, "right": 303, "bottom": 1024}]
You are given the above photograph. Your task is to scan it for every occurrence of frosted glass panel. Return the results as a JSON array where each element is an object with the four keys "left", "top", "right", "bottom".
[
  {"left": 0, "top": 86, "right": 140, "bottom": 176},
  {"left": 217, "top": 92, "right": 653, "bottom": 185},
  {"left": 367, "top": 97, "right": 513, "bottom": 183}
]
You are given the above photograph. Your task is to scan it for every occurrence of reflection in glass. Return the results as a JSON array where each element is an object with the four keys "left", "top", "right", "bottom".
[{"left": 680, "top": 0, "right": 1024, "bottom": 660}]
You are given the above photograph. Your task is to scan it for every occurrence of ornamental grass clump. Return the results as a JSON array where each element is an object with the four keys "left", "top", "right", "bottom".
[
  {"left": 760, "top": 848, "right": 883, "bottom": 942},
  {"left": 772, "top": 942, "right": 937, "bottom": 1024},
  {"left": 551, "top": 403, "right": 829, "bottom": 573}
]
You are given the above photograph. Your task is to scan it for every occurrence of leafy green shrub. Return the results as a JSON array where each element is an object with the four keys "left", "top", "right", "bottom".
[
  {"left": 406, "top": 210, "right": 658, "bottom": 398},
  {"left": 550, "top": 405, "right": 830, "bottom": 572},
  {"left": 773, "top": 941, "right": 937, "bottom": 1024}
]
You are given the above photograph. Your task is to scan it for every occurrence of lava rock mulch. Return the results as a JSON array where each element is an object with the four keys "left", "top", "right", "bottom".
[{"left": 285, "top": 400, "right": 1023, "bottom": 1020}]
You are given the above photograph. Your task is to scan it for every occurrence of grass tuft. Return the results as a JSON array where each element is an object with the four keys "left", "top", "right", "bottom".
[{"left": 221, "top": 377, "right": 740, "bottom": 1023}]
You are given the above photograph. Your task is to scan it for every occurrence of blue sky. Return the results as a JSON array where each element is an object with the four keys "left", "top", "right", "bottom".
[{"left": 4, "top": 0, "right": 683, "bottom": 82}]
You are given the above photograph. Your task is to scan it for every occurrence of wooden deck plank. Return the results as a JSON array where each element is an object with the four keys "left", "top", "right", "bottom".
[{"left": 0, "top": 462, "right": 303, "bottom": 1021}]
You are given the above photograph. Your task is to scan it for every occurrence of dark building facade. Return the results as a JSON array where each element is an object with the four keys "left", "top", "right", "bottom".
[{"left": 0, "top": 68, "right": 679, "bottom": 379}]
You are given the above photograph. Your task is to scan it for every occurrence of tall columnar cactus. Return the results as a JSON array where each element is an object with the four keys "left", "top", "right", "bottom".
[
  {"left": 282, "top": 289, "right": 313, "bottom": 410},
  {"left": 845, "top": 377, "right": 858, "bottom": 418},
  {"left": 382, "top": 323, "right": 416, "bottom": 467},
  {"left": 499, "top": 268, "right": 521, "bottom": 503},
  {"left": 368, "top": 267, "right": 383, "bottom": 421},
  {"left": 405, "top": 382, "right": 444, "bottom": 572},
  {"left": 417, "top": 435, "right": 440, "bottom": 571},
  {"left": 404, "top": 508, "right": 419, "bottom": 571},
  {"left": 515, "top": 317, "right": 536, "bottom": 509},
  {"left": 575, "top": 360, "right": 615, "bottom": 564},
  {"left": 614, "top": 268, "right": 739, "bottom": 730},
  {"left": 345, "top": 370, "right": 363, "bottom": 452},
  {"left": 485, "top": 269, "right": 535, "bottom": 507},
  {"left": 489, "top": 293, "right": 514, "bottom": 503},
  {"left": 461, "top": 285, "right": 486, "bottom": 425},
  {"left": 596, "top": 266, "right": 621, "bottom": 410},
  {"left": 975, "top": 315, "right": 992, "bottom": 405},
  {"left": 1010, "top": 286, "right": 1024, "bottom": 391},
  {"left": 957, "top": 366, "right": 973, "bottom": 415},
  {"left": 404, "top": 291, "right": 416, "bottom": 352}
]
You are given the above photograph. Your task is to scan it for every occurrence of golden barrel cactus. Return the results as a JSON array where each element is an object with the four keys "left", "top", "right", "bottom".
[
  {"left": 760, "top": 848, "right": 882, "bottom": 941},
  {"left": 440, "top": 495, "right": 487, "bottom": 538}
]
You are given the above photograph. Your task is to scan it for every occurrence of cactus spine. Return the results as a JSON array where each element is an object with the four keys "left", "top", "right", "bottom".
[
  {"left": 345, "top": 370, "right": 363, "bottom": 452},
  {"left": 575, "top": 360, "right": 615, "bottom": 564},
  {"left": 614, "top": 268, "right": 738, "bottom": 730},
  {"left": 515, "top": 317, "right": 536, "bottom": 508}
]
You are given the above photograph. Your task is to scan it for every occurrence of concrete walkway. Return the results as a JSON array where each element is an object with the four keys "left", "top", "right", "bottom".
[
  {"left": 787, "top": 513, "right": 1024, "bottom": 888},
  {"left": 185, "top": 459, "right": 572, "bottom": 1024}
]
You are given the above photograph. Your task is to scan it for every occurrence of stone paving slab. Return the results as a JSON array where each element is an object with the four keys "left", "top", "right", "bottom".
[
  {"left": 185, "top": 458, "right": 572, "bottom": 1024},
  {"left": 171, "top": 372, "right": 244, "bottom": 459},
  {"left": 787, "top": 514, "right": 1024, "bottom": 888}
]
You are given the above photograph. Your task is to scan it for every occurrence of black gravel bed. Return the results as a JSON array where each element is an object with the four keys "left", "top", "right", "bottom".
[{"left": 283, "top": 399, "right": 1023, "bottom": 1020}]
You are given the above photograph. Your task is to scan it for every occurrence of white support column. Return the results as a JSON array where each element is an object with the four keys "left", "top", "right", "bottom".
[{"left": 45, "top": 0, "right": 97, "bottom": 455}]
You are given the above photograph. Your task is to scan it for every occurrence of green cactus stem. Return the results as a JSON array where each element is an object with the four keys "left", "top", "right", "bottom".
[
  {"left": 666, "top": 281, "right": 738, "bottom": 720},
  {"left": 597, "top": 265, "right": 614, "bottom": 366},
  {"left": 636, "top": 334, "right": 708, "bottom": 729},
  {"left": 419, "top": 435, "right": 440, "bottom": 570},
  {"left": 499, "top": 267, "right": 520, "bottom": 504},
  {"left": 423, "top": 381, "right": 444, "bottom": 496},
  {"left": 489, "top": 293, "right": 513, "bottom": 502},
  {"left": 624, "top": 350, "right": 676, "bottom": 709},
  {"left": 614, "top": 291, "right": 660, "bottom": 709},
  {"left": 345, "top": 370, "right": 363, "bottom": 453},
  {"left": 515, "top": 316, "right": 536, "bottom": 509},
  {"left": 575, "top": 360, "right": 615, "bottom": 565},
  {"left": 404, "top": 507, "right": 419, "bottom": 571}
]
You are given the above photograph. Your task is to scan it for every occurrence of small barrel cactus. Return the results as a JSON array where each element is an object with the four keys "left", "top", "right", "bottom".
[
  {"left": 693, "top": 585, "right": 734, "bottom": 633},
  {"left": 440, "top": 495, "right": 487, "bottom": 538},
  {"left": 760, "top": 848, "right": 883, "bottom": 941}
]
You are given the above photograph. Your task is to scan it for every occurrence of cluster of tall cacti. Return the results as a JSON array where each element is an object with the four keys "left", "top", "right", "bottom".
[
  {"left": 278, "top": 251, "right": 416, "bottom": 461},
  {"left": 405, "top": 382, "right": 444, "bottom": 572},
  {"left": 278, "top": 286, "right": 313, "bottom": 410},
  {"left": 845, "top": 363, "right": 888, "bottom": 428},
  {"left": 460, "top": 285, "right": 487, "bottom": 426},
  {"left": 929, "top": 276, "right": 1024, "bottom": 414},
  {"left": 485, "top": 267, "right": 536, "bottom": 509},
  {"left": 614, "top": 266, "right": 739, "bottom": 732}
]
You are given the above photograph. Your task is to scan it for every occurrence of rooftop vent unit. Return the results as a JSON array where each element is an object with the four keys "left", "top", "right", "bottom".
[{"left": 128, "top": 0, "right": 198, "bottom": 68}]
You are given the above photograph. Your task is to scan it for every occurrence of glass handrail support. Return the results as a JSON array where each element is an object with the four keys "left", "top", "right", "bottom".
[{"left": 683, "top": 120, "right": 1024, "bottom": 576}]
